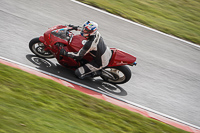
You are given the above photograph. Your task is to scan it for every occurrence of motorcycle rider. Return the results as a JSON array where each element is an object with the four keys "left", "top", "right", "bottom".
[{"left": 58, "top": 21, "right": 112, "bottom": 79}]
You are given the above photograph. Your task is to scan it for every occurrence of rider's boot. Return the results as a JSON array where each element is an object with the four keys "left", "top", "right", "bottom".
[{"left": 75, "top": 69, "right": 102, "bottom": 79}]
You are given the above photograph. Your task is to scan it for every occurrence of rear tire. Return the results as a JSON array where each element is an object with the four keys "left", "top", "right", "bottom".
[
  {"left": 29, "top": 37, "right": 54, "bottom": 58},
  {"left": 100, "top": 65, "right": 132, "bottom": 84}
]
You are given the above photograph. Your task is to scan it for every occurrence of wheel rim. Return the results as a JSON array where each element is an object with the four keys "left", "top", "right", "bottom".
[
  {"left": 102, "top": 68, "right": 126, "bottom": 83},
  {"left": 31, "top": 42, "right": 54, "bottom": 58}
]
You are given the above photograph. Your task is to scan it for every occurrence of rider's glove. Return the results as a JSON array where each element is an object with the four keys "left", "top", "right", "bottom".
[
  {"left": 68, "top": 24, "right": 79, "bottom": 31},
  {"left": 73, "top": 26, "right": 79, "bottom": 30}
]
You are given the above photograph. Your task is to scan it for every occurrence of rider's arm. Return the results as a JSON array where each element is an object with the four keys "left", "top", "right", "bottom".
[
  {"left": 67, "top": 36, "right": 95, "bottom": 60},
  {"left": 67, "top": 48, "right": 87, "bottom": 60}
]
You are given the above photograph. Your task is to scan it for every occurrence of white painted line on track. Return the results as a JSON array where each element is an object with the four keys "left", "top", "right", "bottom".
[
  {"left": 71, "top": 0, "right": 200, "bottom": 49},
  {"left": 0, "top": 55, "right": 200, "bottom": 130}
]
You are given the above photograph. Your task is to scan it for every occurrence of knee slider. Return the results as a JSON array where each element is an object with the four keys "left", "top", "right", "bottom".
[{"left": 75, "top": 69, "right": 83, "bottom": 79}]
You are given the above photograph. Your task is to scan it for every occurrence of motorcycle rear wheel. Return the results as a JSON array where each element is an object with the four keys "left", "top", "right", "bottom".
[
  {"left": 100, "top": 65, "right": 132, "bottom": 84},
  {"left": 29, "top": 37, "right": 54, "bottom": 58}
]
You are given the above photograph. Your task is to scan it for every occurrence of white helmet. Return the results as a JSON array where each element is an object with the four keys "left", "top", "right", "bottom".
[{"left": 80, "top": 21, "right": 98, "bottom": 37}]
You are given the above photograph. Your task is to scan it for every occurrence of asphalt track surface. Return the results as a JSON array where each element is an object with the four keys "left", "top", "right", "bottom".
[{"left": 1, "top": 0, "right": 200, "bottom": 128}]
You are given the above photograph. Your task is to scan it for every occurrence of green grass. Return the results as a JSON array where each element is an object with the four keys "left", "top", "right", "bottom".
[
  {"left": 0, "top": 63, "right": 189, "bottom": 133},
  {"left": 78, "top": 0, "right": 200, "bottom": 45}
]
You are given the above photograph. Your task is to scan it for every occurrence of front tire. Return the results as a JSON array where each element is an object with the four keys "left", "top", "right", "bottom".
[
  {"left": 100, "top": 65, "right": 132, "bottom": 84},
  {"left": 29, "top": 37, "right": 54, "bottom": 58}
]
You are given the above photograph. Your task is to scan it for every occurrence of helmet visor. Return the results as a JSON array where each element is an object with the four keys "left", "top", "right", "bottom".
[{"left": 81, "top": 27, "right": 92, "bottom": 37}]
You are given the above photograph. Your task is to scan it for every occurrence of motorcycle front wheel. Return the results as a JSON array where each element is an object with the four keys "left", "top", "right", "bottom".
[
  {"left": 100, "top": 65, "right": 132, "bottom": 84},
  {"left": 29, "top": 37, "right": 54, "bottom": 58}
]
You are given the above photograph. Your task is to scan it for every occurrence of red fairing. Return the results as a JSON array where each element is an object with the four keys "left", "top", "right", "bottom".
[
  {"left": 68, "top": 35, "right": 87, "bottom": 52},
  {"left": 39, "top": 25, "right": 68, "bottom": 46},
  {"left": 108, "top": 48, "right": 136, "bottom": 67},
  {"left": 39, "top": 36, "right": 45, "bottom": 43},
  {"left": 44, "top": 25, "right": 68, "bottom": 46}
]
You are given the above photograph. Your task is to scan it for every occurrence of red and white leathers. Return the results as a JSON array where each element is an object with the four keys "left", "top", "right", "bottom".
[{"left": 68, "top": 31, "right": 112, "bottom": 79}]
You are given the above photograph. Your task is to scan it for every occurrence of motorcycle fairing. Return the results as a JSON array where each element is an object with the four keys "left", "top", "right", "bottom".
[{"left": 108, "top": 48, "right": 136, "bottom": 67}]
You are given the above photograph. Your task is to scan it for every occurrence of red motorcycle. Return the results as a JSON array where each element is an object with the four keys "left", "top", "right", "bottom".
[{"left": 29, "top": 25, "right": 137, "bottom": 84}]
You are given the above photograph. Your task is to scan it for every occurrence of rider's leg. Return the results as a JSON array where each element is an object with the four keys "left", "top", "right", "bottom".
[{"left": 75, "top": 60, "right": 102, "bottom": 79}]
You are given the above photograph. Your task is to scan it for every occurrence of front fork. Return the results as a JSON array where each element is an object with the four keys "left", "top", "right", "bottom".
[{"left": 39, "top": 36, "right": 51, "bottom": 51}]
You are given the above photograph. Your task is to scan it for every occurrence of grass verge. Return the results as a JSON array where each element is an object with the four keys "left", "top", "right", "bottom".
[
  {"left": 78, "top": 0, "right": 200, "bottom": 45},
  {"left": 0, "top": 63, "right": 189, "bottom": 133}
]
